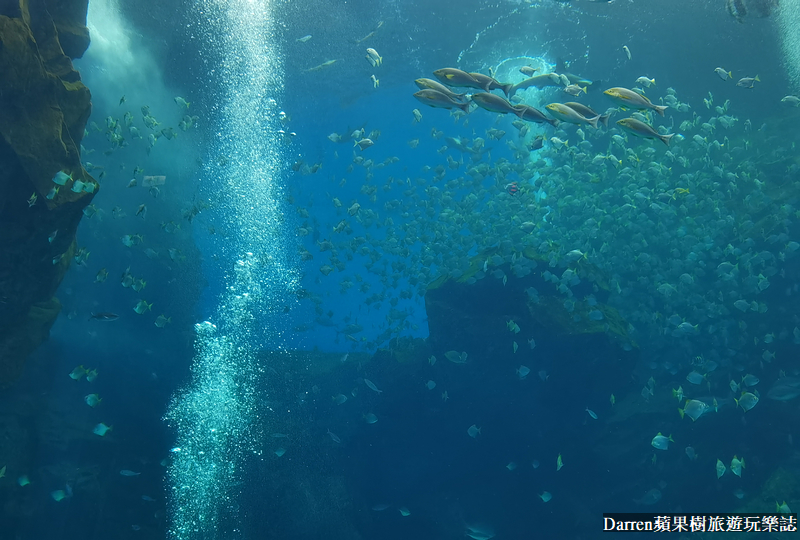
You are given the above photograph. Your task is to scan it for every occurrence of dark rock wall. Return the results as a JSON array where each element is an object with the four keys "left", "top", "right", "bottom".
[{"left": 0, "top": 0, "right": 92, "bottom": 388}]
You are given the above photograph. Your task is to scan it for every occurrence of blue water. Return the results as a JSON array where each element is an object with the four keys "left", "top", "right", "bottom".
[{"left": 2, "top": 0, "right": 799, "bottom": 538}]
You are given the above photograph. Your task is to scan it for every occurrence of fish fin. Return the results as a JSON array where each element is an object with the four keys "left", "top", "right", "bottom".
[
  {"left": 587, "top": 115, "right": 599, "bottom": 129},
  {"left": 754, "top": 74, "right": 760, "bottom": 82},
  {"left": 660, "top": 133, "right": 675, "bottom": 147},
  {"left": 500, "top": 83, "right": 513, "bottom": 97},
  {"left": 654, "top": 105, "right": 667, "bottom": 117},
  {"left": 727, "top": 71, "right": 732, "bottom": 78},
  {"left": 600, "top": 113, "right": 610, "bottom": 128}
]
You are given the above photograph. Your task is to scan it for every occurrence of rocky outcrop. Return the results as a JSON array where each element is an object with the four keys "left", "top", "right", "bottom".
[{"left": 0, "top": 0, "right": 92, "bottom": 388}]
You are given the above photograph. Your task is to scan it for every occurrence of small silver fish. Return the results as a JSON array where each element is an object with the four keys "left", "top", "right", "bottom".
[
  {"left": 364, "top": 378, "right": 383, "bottom": 394},
  {"left": 736, "top": 75, "right": 760, "bottom": 89},
  {"left": 714, "top": 67, "right": 732, "bottom": 80}
]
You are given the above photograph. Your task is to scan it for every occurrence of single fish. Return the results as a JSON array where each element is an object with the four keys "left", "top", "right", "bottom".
[
  {"left": 133, "top": 300, "right": 153, "bottom": 314},
  {"left": 471, "top": 93, "right": 522, "bottom": 115},
  {"left": 52, "top": 170, "right": 72, "bottom": 185},
  {"left": 508, "top": 73, "right": 562, "bottom": 98},
  {"left": 89, "top": 312, "right": 119, "bottom": 321},
  {"left": 716, "top": 459, "right": 726, "bottom": 479},
  {"left": 432, "top": 68, "right": 484, "bottom": 90},
  {"left": 604, "top": 87, "right": 668, "bottom": 116},
  {"left": 69, "top": 365, "right": 87, "bottom": 381},
  {"left": 731, "top": 455, "right": 745, "bottom": 477},
  {"left": 415, "top": 78, "right": 466, "bottom": 101},
  {"left": 119, "top": 470, "right": 141, "bottom": 476},
  {"left": 413, "top": 89, "right": 470, "bottom": 113},
  {"left": 365, "top": 48, "right": 382, "bottom": 67},
  {"left": 514, "top": 104, "right": 558, "bottom": 127},
  {"left": 679, "top": 399, "right": 710, "bottom": 421},
  {"left": 364, "top": 378, "right": 383, "bottom": 394},
  {"left": 767, "top": 377, "right": 800, "bottom": 401},
  {"left": 735, "top": 391, "right": 759, "bottom": 412},
  {"left": 651, "top": 432, "right": 673, "bottom": 450},
  {"left": 305, "top": 59, "right": 337, "bottom": 72},
  {"left": 564, "top": 102, "right": 610, "bottom": 127},
  {"left": 616, "top": 118, "right": 675, "bottom": 147},
  {"left": 714, "top": 67, "right": 733, "bottom": 80},
  {"left": 468, "top": 72, "right": 512, "bottom": 96},
  {"left": 736, "top": 75, "right": 760, "bottom": 89},
  {"left": 546, "top": 103, "right": 599, "bottom": 128},
  {"left": 563, "top": 84, "right": 587, "bottom": 96},
  {"left": 93, "top": 423, "right": 112, "bottom": 436}
]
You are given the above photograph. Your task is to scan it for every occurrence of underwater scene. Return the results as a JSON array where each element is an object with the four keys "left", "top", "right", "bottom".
[{"left": 2, "top": 0, "right": 800, "bottom": 538}]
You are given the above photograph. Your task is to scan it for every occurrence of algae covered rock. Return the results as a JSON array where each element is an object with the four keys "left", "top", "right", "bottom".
[{"left": 0, "top": 0, "right": 92, "bottom": 388}]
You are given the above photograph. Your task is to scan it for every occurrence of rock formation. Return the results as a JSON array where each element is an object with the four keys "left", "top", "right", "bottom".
[{"left": 0, "top": 0, "right": 93, "bottom": 388}]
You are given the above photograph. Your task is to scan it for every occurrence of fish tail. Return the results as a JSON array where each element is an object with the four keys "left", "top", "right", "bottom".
[
  {"left": 500, "top": 83, "right": 513, "bottom": 97},
  {"left": 754, "top": 74, "right": 760, "bottom": 82},
  {"left": 507, "top": 84, "right": 517, "bottom": 99},
  {"left": 659, "top": 133, "right": 675, "bottom": 147},
  {"left": 654, "top": 105, "right": 667, "bottom": 117},
  {"left": 587, "top": 115, "right": 600, "bottom": 129},
  {"left": 458, "top": 101, "right": 471, "bottom": 114},
  {"left": 600, "top": 113, "right": 610, "bottom": 128}
]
